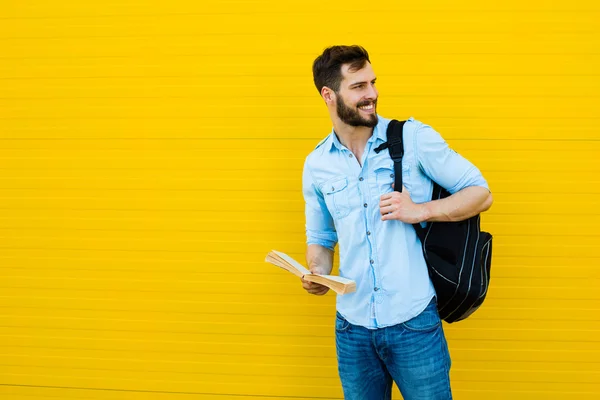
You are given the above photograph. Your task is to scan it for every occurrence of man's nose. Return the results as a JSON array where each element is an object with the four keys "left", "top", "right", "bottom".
[{"left": 366, "top": 84, "right": 378, "bottom": 100}]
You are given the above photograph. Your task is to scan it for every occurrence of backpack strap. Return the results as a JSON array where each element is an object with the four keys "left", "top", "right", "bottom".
[
  {"left": 375, "top": 119, "right": 427, "bottom": 238},
  {"left": 374, "top": 119, "right": 406, "bottom": 192}
]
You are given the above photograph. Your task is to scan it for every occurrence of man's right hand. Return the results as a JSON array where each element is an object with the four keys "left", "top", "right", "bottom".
[
  {"left": 302, "top": 244, "right": 334, "bottom": 296},
  {"left": 301, "top": 266, "right": 330, "bottom": 296}
]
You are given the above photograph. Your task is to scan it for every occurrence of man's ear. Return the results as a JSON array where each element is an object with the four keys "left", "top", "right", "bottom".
[{"left": 321, "top": 87, "right": 334, "bottom": 104}]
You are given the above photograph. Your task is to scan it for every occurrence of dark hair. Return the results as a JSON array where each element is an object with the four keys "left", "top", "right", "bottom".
[{"left": 312, "top": 45, "right": 371, "bottom": 94}]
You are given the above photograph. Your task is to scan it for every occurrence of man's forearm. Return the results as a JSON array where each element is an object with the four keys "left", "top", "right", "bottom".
[
  {"left": 421, "top": 186, "right": 493, "bottom": 223},
  {"left": 306, "top": 244, "right": 334, "bottom": 275}
]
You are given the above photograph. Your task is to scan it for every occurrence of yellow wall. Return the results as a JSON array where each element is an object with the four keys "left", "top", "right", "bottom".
[{"left": 1, "top": 1, "right": 599, "bottom": 399}]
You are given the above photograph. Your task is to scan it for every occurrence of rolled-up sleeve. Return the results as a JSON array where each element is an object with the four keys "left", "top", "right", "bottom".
[
  {"left": 302, "top": 160, "right": 338, "bottom": 251},
  {"left": 416, "top": 124, "right": 490, "bottom": 194}
]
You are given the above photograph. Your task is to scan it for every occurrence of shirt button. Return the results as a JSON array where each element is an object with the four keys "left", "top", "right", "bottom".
[
  {"left": 370, "top": 259, "right": 374, "bottom": 264},
  {"left": 390, "top": 173, "right": 394, "bottom": 178},
  {"left": 359, "top": 177, "right": 364, "bottom": 181},
  {"left": 349, "top": 154, "right": 353, "bottom": 158},
  {"left": 374, "top": 287, "right": 380, "bottom": 292},
  {"left": 367, "top": 231, "right": 371, "bottom": 235},
  {"left": 363, "top": 203, "right": 368, "bottom": 208}
]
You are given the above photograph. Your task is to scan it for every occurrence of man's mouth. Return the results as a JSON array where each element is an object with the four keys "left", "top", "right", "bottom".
[{"left": 358, "top": 103, "right": 376, "bottom": 112}]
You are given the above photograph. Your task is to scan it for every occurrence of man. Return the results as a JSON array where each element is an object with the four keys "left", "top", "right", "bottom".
[{"left": 301, "top": 45, "right": 493, "bottom": 400}]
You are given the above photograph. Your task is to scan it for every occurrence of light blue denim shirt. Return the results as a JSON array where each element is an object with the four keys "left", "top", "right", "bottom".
[{"left": 302, "top": 116, "right": 490, "bottom": 329}]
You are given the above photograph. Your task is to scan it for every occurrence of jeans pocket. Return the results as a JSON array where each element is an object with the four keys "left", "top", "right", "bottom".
[
  {"left": 335, "top": 312, "right": 351, "bottom": 333},
  {"left": 401, "top": 300, "right": 441, "bottom": 332}
]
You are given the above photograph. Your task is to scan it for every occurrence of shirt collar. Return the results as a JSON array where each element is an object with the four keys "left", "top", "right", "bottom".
[
  {"left": 372, "top": 115, "right": 389, "bottom": 143},
  {"left": 327, "top": 114, "right": 389, "bottom": 152}
]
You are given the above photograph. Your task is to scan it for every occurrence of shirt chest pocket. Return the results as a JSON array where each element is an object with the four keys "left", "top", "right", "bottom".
[
  {"left": 322, "top": 177, "right": 351, "bottom": 219},
  {"left": 375, "top": 163, "right": 411, "bottom": 195}
]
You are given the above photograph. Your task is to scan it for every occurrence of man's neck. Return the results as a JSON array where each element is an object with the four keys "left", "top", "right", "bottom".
[{"left": 332, "top": 121, "right": 374, "bottom": 154}]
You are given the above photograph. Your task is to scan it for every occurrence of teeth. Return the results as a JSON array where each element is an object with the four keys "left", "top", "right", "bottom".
[{"left": 359, "top": 104, "right": 374, "bottom": 110}]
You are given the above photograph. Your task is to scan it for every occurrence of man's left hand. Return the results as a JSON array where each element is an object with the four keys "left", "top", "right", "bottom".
[{"left": 379, "top": 185, "right": 428, "bottom": 224}]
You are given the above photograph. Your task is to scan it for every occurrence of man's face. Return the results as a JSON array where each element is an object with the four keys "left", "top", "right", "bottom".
[{"left": 334, "top": 62, "right": 379, "bottom": 128}]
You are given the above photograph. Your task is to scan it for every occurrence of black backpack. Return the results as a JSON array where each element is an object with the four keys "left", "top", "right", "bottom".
[{"left": 375, "top": 119, "right": 493, "bottom": 323}]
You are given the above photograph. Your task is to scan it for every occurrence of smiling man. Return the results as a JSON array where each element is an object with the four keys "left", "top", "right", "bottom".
[{"left": 301, "top": 45, "right": 492, "bottom": 399}]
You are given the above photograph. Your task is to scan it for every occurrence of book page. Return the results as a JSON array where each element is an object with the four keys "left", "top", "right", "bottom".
[
  {"left": 266, "top": 250, "right": 357, "bottom": 295},
  {"left": 271, "top": 250, "right": 311, "bottom": 276},
  {"left": 318, "top": 275, "right": 355, "bottom": 285}
]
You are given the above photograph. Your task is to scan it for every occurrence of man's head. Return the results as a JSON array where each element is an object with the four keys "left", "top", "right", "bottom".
[{"left": 312, "top": 45, "right": 378, "bottom": 128}]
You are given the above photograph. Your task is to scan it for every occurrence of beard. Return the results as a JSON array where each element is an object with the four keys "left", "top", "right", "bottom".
[{"left": 335, "top": 94, "right": 378, "bottom": 128}]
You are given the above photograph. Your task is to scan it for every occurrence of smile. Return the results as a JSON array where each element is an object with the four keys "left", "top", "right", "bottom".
[{"left": 358, "top": 103, "right": 375, "bottom": 112}]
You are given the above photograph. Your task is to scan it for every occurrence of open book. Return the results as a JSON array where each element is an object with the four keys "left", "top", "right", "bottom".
[{"left": 265, "top": 250, "right": 356, "bottom": 295}]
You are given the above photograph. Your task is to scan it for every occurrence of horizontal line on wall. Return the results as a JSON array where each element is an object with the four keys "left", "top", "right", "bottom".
[
  {"left": 4, "top": 95, "right": 600, "bottom": 100},
  {"left": 0, "top": 324, "right": 335, "bottom": 337},
  {"left": 2, "top": 137, "right": 321, "bottom": 141},
  {"left": 0, "top": 137, "right": 599, "bottom": 141},
  {"left": 0, "top": 249, "right": 597, "bottom": 259},
  {"left": 0, "top": 207, "right": 302, "bottom": 212},
  {"left": 0, "top": 302, "right": 332, "bottom": 311},
  {"left": 0, "top": 247, "right": 298, "bottom": 254},
  {"left": 3, "top": 116, "right": 600, "bottom": 120},
  {"left": 0, "top": 267, "right": 595, "bottom": 276},
  {"left": 3, "top": 52, "right": 600, "bottom": 61},
  {"left": 0, "top": 364, "right": 340, "bottom": 380},
  {"left": 0, "top": 209, "right": 598, "bottom": 216},
  {"left": 0, "top": 287, "right": 313, "bottom": 295},
  {"left": 2, "top": 332, "right": 598, "bottom": 348},
  {"left": 1, "top": 325, "right": 599, "bottom": 343},
  {"left": 1, "top": 9, "right": 599, "bottom": 20},
  {"left": 0, "top": 296, "right": 592, "bottom": 307},
  {"left": 1, "top": 325, "right": 600, "bottom": 342},
  {"left": 1, "top": 253, "right": 594, "bottom": 261},
  {"left": 0, "top": 263, "right": 591, "bottom": 272},
  {"left": 0, "top": 190, "right": 599, "bottom": 195},
  {"left": 0, "top": 383, "right": 329, "bottom": 398},
  {"left": 1, "top": 281, "right": 598, "bottom": 291},
  {"left": 0, "top": 261, "right": 277, "bottom": 268},
  {"left": 0, "top": 288, "right": 599, "bottom": 300},
  {"left": 0, "top": 168, "right": 596, "bottom": 173},
  {"left": 2, "top": 73, "right": 600, "bottom": 80},
  {"left": 1, "top": 306, "right": 599, "bottom": 320},
  {"left": 0, "top": 228, "right": 598, "bottom": 238},
  {"left": 1, "top": 29, "right": 597, "bottom": 40},
  {"left": 0, "top": 347, "right": 338, "bottom": 361},
  {"left": 0, "top": 270, "right": 295, "bottom": 277},
  {"left": 0, "top": 362, "right": 598, "bottom": 378}
]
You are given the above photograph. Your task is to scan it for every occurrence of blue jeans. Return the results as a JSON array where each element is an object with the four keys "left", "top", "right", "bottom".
[{"left": 335, "top": 299, "right": 452, "bottom": 400}]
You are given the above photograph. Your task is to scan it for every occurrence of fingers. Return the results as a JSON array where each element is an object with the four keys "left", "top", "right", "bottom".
[
  {"left": 379, "top": 197, "right": 395, "bottom": 208},
  {"left": 301, "top": 278, "right": 329, "bottom": 295},
  {"left": 379, "top": 194, "right": 396, "bottom": 213},
  {"left": 310, "top": 286, "right": 329, "bottom": 295},
  {"left": 380, "top": 192, "right": 399, "bottom": 205},
  {"left": 380, "top": 189, "right": 410, "bottom": 211},
  {"left": 301, "top": 278, "right": 311, "bottom": 290},
  {"left": 380, "top": 193, "right": 393, "bottom": 201},
  {"left": 380, "top": 205, "right": 394, "bottom": 215}
]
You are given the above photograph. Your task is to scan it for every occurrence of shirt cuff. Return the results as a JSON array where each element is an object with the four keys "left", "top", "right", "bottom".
[{"left": 306, "top": 230, "right": 337, "bottom": 251}]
